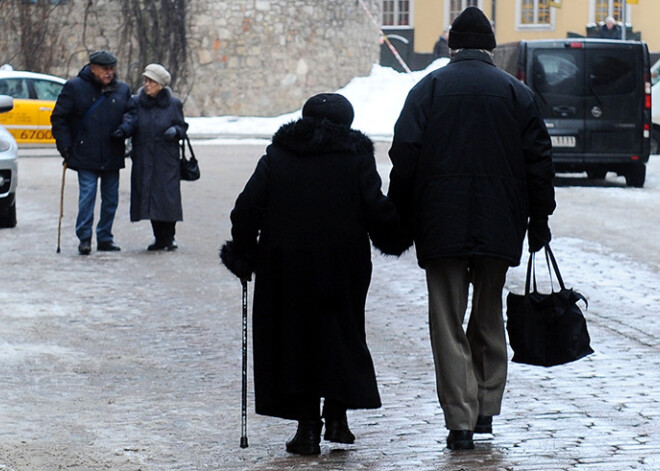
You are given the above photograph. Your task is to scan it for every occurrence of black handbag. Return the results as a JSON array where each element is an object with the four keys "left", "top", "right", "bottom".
[
  {"left": 180, "top": 136, "right": 200, "bottom": 181},
  {"left": 506, "top": 245, "right": 594, "bottom": 367}
]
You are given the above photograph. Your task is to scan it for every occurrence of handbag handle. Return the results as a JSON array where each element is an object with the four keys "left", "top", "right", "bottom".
[
  {"left": 523, "top": 244, "right": 588, "bottom": 309},
  {"left": 524, "top": 244, "right": 566, "bottom": 295},
  {"left": 180, "top": 135, "right": 196, "bottom": 161}
]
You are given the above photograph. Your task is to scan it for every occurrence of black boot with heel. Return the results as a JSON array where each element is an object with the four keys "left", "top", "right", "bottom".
[
  {"left": 322, "top": 400, "right": 355, "bottom": 444},
  {"left": 285, "top": 419, "right": 323, "bottom": 455}
]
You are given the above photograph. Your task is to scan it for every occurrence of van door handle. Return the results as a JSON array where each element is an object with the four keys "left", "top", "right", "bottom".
[{"left": 553, "top": 106, "right": 576, "bottom": 118}]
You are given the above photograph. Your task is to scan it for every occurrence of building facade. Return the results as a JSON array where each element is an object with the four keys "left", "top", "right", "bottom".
[{"left": 381, "top": 0, "right": 660, "bottom": 72}]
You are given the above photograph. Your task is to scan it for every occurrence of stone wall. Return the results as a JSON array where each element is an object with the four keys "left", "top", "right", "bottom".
[
  {"left": 0, "top": 0, "right": 381, "bottom": 117},
  {"left": 186, "top": 0, "right": 381, "bottom": 116}
]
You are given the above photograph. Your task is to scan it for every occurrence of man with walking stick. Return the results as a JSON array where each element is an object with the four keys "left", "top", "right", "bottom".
[{"left": 51, "top": 50, "right": 131, "bottom": 255}]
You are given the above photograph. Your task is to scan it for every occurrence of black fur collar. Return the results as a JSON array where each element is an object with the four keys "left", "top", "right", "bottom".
[
  {"left": 272, "top": 117, "right": 374, "bottom": 156},
  {"left": 138, "top": 87, "right": 172, "bottom": 108}
]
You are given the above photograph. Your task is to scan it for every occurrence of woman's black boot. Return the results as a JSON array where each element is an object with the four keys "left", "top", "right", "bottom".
[
  {"left": 285, "top": 419, "right": 323, "bottom": 455},
  {"left": 322, "top": 402, "right": 355, "bottom": 444}
]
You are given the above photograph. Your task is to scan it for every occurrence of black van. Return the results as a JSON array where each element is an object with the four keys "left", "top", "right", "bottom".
[{"left": 494, "top": 39, "right": 652, "bottom": 187}]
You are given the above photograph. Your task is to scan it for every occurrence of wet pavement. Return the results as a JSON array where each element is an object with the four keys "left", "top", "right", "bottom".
[{"left": 0, "top": 143, "right": 659, "bottom": 470}]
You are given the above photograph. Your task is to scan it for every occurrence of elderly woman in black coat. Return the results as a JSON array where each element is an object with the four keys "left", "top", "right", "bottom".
[
  {"left": 116, "top": 63, "right": 188, "bottom": 251},
  {"left": 221, "top": 93, "right": 407, "bottom": 455}
]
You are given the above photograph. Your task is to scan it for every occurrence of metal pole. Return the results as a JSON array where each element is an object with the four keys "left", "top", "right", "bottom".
[
  {"left": 240, "top": 280, "right": 249, "bottom": 448},
  {"left": 621, "top": 0, "right": 627, "bottom": 40},
  {"left": 491, "top": 0, "right": 497, "bottom": 34}
]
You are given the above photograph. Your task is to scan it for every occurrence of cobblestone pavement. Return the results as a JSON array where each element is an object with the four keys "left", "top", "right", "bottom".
[{"left": 0, "top": 143, "right": 658, "bottom": 470}]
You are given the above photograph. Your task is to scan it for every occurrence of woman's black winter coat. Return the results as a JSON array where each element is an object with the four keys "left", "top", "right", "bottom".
[
  {"left": 50, "top": 65, "right": 131, "bottom": 171},
  {"left": 222, "top": 117, "right": 403, "bottom": 420},
  {"left": 388, "top": 50, "right": 556, "bottom": 268},
  {"left": 119, "top": 88, "right": 188, "bottom": 222}
]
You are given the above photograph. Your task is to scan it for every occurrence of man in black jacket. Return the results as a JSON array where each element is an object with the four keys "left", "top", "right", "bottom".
[
  {"left": 51, "top": 50, "right": 132, "bottom": 254},
  {"left": 388, "top": 7, "right": 556, "bottom": 450}
]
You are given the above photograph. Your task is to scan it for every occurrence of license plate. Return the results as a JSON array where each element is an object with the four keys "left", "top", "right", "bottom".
[{"left": 551, "top": 136, "right": 576, "bottom": 148}]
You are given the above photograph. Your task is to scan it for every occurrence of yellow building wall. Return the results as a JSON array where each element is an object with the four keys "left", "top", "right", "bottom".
[
  {"left": 413, "top": 0, "right": 445, "bottom": 52},
  {"left": 412, "top": 1, "right": 660, "bottom": 54}
]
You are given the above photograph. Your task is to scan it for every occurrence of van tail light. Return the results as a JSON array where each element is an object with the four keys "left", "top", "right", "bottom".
[
  {"left": 517, "top": 70, "right": 526, "bottom": 83},
  {"left": 644, "top": 72, "right": 652, "bottom": 109},
  {"left": 631, "top": 155, "right": 640, "bottom": 161},
  {"left": 644, "top": 123, "right": 650, "bottom": 138}
]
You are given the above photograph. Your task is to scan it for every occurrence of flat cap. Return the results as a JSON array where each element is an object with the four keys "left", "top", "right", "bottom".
[{"left": 89, "top": 50, "right": 117, "bottom": 66}]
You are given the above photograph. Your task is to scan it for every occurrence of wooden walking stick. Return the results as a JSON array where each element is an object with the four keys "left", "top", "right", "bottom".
[
  {"left": 56, "top": 162, "right": 67, "bottom": 253},
  {"left": 240, "top": 279, "right": 249, "bottom": 448}
]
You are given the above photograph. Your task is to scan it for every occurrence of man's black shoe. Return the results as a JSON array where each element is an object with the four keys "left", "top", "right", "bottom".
[
  {"left": 78, "top": 240, "right": 91, "bottom": 255},
  {"left": 474, "top": 415, "right": 493, "bottom": 434},
  {"left": 97, "top": 241, "right": 121, "bottom": 252},
  {"left": 286, "top": 419, "right": 322, "bottom": 455},
  {"left": 165, "top": 240, "right": 178, "bottom": 251},
  {"left": 446, "top": 430, "right": 474, "bottom": 450},
  {"left": 147, "top": 241, "right": 166, "bottom": 251}
]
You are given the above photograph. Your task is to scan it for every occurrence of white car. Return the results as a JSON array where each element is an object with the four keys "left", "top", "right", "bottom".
[
  {"left": 651, "top": 58, "right": 660, "bottom": 154},
  {"left": 0, "top": 94, "right": 18, "bottom": 227}
]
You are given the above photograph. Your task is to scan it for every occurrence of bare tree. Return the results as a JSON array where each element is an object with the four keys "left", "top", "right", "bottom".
[
  {"left": 118, "top": 0, "right": 191, "bottom": 96},
  {"left": 0, "top": 0, "right": 71, "bottom": 73}
]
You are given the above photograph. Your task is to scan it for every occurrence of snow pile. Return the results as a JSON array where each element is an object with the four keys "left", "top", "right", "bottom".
[{"left": 186, "top": 59, "right": 450, "bottom": 142}]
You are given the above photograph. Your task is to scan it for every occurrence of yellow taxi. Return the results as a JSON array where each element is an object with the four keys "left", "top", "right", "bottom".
[{"left": 0, "top": 67, "right": 66, "bottom": 144}]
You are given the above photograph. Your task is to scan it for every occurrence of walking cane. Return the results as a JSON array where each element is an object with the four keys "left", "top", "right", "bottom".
[
  {"left": 56, "top": 162, "right": 67, "bottom": 253},
  {"left": 240, "top": 279, "right": 249, "bottom": 448}
]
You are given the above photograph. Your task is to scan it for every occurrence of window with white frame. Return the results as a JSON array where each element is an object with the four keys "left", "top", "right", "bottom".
[
  {"left": 517, "top": 0, "right": 553, "bottom": 28},
  {"left": 594, "top": 0, "right": 624, "bottom": 23},
  {"left": 382, "top": 0, "right": 412, "bottom": 27},
  {"left": 449, "top": 0, "right": 480, "bottom": 23}
]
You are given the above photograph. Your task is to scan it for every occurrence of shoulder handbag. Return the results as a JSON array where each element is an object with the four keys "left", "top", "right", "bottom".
[
  {"left": 180, "top": 135, "right": 200, "bottom": 181},
  {"left": 506, "top": 244, "right": 594, "bottom": 367}
]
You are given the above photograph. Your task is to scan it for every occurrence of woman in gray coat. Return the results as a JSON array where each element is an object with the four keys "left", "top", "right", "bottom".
[{"left": 116, "top": 63, "right": 188, "bottom": 250}]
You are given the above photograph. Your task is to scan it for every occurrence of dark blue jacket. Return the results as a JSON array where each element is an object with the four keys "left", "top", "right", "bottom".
[
  {"left": 388, "top": 49, "right": 556, "bottom": 268},
  {"left": 51, "top": 65, "right": 131, "bottom": 171}
]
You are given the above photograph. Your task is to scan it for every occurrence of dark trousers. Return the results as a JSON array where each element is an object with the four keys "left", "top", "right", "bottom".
[{"left": 150, "top": 220, "right": 176, "bottom": 244}]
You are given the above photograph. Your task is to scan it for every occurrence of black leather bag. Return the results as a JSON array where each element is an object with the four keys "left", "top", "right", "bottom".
[
  {"left": 506, "top": 245, "right": 594, "bottom": 367},
  {"left": 180, "top": 136, "right": 200, "bottom": 181}
]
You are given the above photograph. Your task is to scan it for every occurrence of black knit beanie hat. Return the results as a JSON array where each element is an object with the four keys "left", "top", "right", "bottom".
[
  {"left": 448, "top": 6, "right": 496, "bottom": 51},
  {"left": 302, "top": 93, "right": 354, "bottom": 127}
]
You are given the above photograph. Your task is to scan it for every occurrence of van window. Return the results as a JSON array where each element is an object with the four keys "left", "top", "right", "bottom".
[
  {"left": 588, "top": 50, "right": 636, "bottom": 96},
  {"left": 532, "top": 50, "right": 583, "bottom": 96}
]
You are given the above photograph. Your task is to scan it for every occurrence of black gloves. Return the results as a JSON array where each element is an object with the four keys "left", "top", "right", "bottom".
[
  {"left": 163, "top": 126, "right": 179, "bottom": 141},
  {"left": 111, "top": 128, "right": 125, "bottom": 140},
  {"left": 220, "top": 240, "right": 256, "bottom": 282},
  {"left": 528, "top": 216, "right": 551, "bottom": 253},
  {"left": 61, "top": 147, "right": 71, "bottom": 164}
]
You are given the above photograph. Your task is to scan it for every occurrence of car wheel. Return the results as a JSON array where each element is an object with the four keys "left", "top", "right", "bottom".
[
  {"left": 625, "top": 164, "right": 646, "bottom": 188},
  {"left": 0, "top": 198, "right": 16, "bottom": 228}
]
